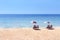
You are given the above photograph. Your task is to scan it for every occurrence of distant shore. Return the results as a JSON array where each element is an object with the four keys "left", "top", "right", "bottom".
[{"left": 0, "top": 28, "right": 60, "bottom": 40}]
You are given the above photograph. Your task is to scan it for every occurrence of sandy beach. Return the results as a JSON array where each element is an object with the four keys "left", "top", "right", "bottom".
[{"left": 0, "top": 28, "right": 60, "bottom": 40}]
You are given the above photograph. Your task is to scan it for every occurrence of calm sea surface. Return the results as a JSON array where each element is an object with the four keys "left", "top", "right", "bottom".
[{"left": 0, "top": 14, "right": 60, "bottom": 28}]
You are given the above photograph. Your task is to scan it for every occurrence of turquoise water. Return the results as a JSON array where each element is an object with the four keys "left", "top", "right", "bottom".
[{"left": 0, "top": 14, "right": 60, "bottom": 28}]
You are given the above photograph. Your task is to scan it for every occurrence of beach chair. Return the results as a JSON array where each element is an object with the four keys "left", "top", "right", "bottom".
[
  {"left": 46, "top": 25, "right": 54, "bottom": 30},
  {"left": 33, "top": 25, "right": 40, "bottom": 30}
]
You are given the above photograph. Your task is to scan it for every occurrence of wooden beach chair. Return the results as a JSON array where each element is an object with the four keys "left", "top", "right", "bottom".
[
  {"left": 33, "top": 25, "right": 40, "bottom": 30},
  {"left": 46, "top": 25, "right": 54, "bottom": 30}
]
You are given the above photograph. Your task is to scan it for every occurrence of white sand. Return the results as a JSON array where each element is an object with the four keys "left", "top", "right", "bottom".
[{"left": 0, "top": 28, "right": 60, "bottom": 40}]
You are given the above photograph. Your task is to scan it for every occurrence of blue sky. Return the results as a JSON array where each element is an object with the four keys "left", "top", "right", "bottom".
[{"left": 0, "top": 0, "right": 60, "bottom": 14}]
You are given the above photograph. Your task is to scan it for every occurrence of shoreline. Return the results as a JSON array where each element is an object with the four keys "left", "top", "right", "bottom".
[{"left": 0, "top": 26, "right": 60, "bottom": 29}]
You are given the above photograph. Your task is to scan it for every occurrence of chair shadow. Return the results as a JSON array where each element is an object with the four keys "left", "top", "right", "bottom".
[{"left": 33, "top": 28, "right": 41, "bottom": 30}]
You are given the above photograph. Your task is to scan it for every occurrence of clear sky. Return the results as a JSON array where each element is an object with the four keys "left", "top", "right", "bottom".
[{"left": 0, "top": 0, "right": 60, "bottom": 14}]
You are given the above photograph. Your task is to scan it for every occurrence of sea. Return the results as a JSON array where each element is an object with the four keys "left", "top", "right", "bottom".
[{"left": 0, "top": 14, "right": 60, "bottom": 28}]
